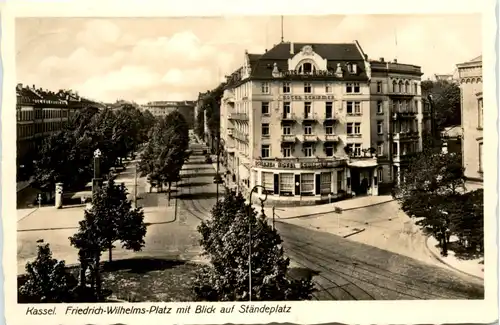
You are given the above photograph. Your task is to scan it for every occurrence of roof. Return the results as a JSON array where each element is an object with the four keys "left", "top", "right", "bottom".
[
  {"left": 441, "top": 125, "right": 462, "bottom": 138},
  {"left": 469, "top": 55, "right": 482, "bottom": 62},
  {"left": 457, "top": 54, "right": 482, "bottom": 67}
]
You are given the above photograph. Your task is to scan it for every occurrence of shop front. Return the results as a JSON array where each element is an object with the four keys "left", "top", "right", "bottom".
[
  {"left": 347, "top": 157, "right": 379, "bottom": 196},
  {"left": 252, "top": 157, "right": 350, "bottom": 206}
]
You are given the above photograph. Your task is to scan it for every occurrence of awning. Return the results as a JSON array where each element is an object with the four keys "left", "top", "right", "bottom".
[{"left": 348, "top": 159, "right": 378, "bottom": 168}]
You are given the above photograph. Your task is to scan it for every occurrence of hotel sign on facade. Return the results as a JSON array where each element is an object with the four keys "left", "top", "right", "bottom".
[
  {"left": 279, "top": 95, "right": 335, "bottom": 101},
  {"left": 255, "top": 159, "right": 346, "bottom": 169}
]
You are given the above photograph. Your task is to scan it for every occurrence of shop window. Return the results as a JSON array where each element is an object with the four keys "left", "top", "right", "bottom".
[
  {"left": 279, "top": 173, "right": 294, "bottom": 195},
  {"left": 301, "top": 173, "right": 315, "bottom": 195}
]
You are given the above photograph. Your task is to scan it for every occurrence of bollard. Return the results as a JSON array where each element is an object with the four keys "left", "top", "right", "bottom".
[{"left": 55, "top": 183, "right": 63, "bottom": 209}]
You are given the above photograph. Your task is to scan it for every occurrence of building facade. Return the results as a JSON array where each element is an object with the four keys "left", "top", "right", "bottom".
[
  {"left": 142, "top": 100, "right": 195, "bottom": 127},
  {"left": 219, "top": 42, "right": 423, "bottom": 205},
  {"left": 457, "top": 55, "right": 483, "bottom": 183},
  {"left": 16, "top": 84, "right": 102, "bottom": 181}
]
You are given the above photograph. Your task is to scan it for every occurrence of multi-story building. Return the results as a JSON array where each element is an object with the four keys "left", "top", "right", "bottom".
[
  {"left": 369, "top": 58, "right": 424, "bottom": 186},
  {"left": 142, "top": 101, "right": 195, "bottom": 127},
  {"left": 219, "top": 41, "right": 424, "bottom": 205},
  {"left": 457, "top": 55, "right": 483, "bottom": 184},
  {"left": 16, "top": 84, "right": 102, "bottom": 181}
]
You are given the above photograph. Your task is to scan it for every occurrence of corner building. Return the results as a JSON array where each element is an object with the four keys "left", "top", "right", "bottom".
[{"left": 220, "top": 41, "right": 423, "bottom": 206}]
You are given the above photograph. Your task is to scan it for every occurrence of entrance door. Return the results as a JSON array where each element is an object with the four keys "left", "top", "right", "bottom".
[{"left": 350, "top": 169, "right": 360, "bottom": 195}]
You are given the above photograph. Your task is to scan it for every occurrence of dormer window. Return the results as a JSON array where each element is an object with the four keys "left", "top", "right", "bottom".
[{"left": 347, "top": 63, "right": 357, "bottom": 74}]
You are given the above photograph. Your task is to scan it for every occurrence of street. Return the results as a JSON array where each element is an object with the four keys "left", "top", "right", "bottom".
[{"left": 17, "top": 139, "right": 484, "bottom": 299}]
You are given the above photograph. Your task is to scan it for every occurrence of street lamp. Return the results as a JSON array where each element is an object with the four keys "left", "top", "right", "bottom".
[
  {"left": 248, "top": 185, "right": 268, "bottom": 302},
  {"left": 92, "top": 149, "right": 102, "bottom": 198}
]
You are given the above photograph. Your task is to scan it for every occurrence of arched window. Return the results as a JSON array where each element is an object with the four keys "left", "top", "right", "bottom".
[
  {"left": 405, "top": 81, "right": 409, "bottom": 93},
  {"left": 392, "top": 80, "right": 397, "bottom": 93},
  {"left": 297, "top": 61, "right": 317, "bottom": 75},
  {"left": 398, "top": 81, "right": 403, "bottom": 93}
]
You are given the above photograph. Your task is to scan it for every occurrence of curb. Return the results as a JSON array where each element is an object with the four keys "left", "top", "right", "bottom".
[
  {"left": 274, "top": 198, "right": 396, "bottom": 220},
  {"left": 424, "top": 235, "right": 484, "bottom": 281}
]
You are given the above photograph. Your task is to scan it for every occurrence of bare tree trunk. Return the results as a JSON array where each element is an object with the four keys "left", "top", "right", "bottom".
[
  {"left": 168, "top": 182, "right": 172, "bottom": 202},
  {"left": 108, "top": 243, "right": 113, "bottom": 263},
  {"left": 94, "top": 254, "right": 102, "bottom": 301}
]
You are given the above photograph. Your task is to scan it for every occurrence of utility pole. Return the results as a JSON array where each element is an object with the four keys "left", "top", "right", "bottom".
[{"left": 216, "top": 131, "right": 220, "bottom": 201}]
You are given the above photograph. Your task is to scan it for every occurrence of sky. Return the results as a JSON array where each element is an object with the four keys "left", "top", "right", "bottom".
[{"left": 16, "top": 15, "right": 481, "bottom": 104}]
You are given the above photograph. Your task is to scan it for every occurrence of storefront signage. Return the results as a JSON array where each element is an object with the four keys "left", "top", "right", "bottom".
[
  {"left": 279, "top": 95, "right": 335, "bottom": 101},
  {"left": 259, "top": 161, "right": 275, "bottom": 168},
  {"left": 256, "top": 159, "right": 346, "bottom": 169},
  {"left": 278, "top": 161, "right": 296, "bottom": 169}
]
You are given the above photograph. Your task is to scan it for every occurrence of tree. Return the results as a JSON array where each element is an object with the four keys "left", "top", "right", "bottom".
[
  {"left": 19, "top": 243, "right": 77, "bottom": 303},
  {"left": 421, "top": 80, "right": 461, "bottom": 131},
  {"left": 194, "top": 191, "right": 314, "bottom": 301}
]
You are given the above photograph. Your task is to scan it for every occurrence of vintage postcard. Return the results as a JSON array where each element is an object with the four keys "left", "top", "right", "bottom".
[{"left": 1, "top": 0, "right": 498, "bottom": 324}]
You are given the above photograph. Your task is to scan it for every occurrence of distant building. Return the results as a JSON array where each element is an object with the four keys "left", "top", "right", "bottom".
[
  {"left": 16, "top": 83, "right": 102, "bottom": 181},
  {"left": 142, "top": 100, "right": 195, "bottom": 127},
  {"left": 457, "top": 55, "right": 483, "bottom": 184},
  {"left": 440, "top": 125, "right": 462, "bottom": 154},
  {"left": 218, "top": 41, "right": 424, "bottom": 205}
]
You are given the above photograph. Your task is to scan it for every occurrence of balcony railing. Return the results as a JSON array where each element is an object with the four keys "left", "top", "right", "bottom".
[
  {"left": 228, "top": 112, "right": 249, "bottom": 121},
  {"left": 323, "top": 134, "right": 340, "bottom": 142},
  {"left": 232, "top": 130, "right": 249, "bottom": 143},
  {"left": 302, "top": 112, "right": 318, "bottom": 122},
  {"left": 227, "top": 128, "right": 233, "bottom": 136},
  {"left": 281, "top": 134, "right": 296, "bottom": 143},
  {"left": 301, "top": 134, "right": 318, "bottom": 142},
  {"left": 392, "top": 111, "right": 417, "bottom": 119},
  {"left": 280, "top": 113, "right": 297, "bottom": 122},
  {"left": 392, "top": 131, "right": 419, "bottom": 140}
]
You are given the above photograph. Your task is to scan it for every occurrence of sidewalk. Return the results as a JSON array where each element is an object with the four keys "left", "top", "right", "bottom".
[{"left": 426, "top": 236, "right": 484, "bottom": 280}]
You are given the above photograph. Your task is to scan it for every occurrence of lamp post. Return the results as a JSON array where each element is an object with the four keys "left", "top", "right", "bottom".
[
  {"left": 92, "top": 149, "right": 102, "bottom": 198},
  {"left": 248, "top": 185, "right": 268, "bottom": 301}
]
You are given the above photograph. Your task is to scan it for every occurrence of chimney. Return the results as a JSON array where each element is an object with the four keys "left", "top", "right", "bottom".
[
  {"left": 16, "top": 83, "right": 23, "bottom": 91},
  {"left": 364, "top": 54, "right": 368, "bottom": 60},
  {"left": 32, "top": 84, "right": 35, "bottom": 89},
  {"left": 290, "top": 42, "right": 294, "bottom": 55},
  {"left": 265, "top": 49, "right": 267, "bottom": 52},
  {"left": 379, "top": 57, "right": 384, "bottom": 62},
  {"left": 394, "top": 59, "right": 398, "bottom": 63}
]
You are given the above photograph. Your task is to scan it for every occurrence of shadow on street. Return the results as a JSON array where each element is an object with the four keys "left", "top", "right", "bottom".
[
  {"left": 177, "top": 192, "right": 219, "bottom": 200},
  {"left": 181, "top": 172, "right": 217, "bottom": 179},
  {"left": 177, "top": 182, "right": 210, "bottom": 188}
]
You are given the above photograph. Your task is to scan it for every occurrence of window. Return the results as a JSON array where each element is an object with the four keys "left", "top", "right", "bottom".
[
  {"left": 353, "top": 83, "right": 360, "bottom": 93},
  {"left": 414, "top": 83, "right": 418, "bottom": 94},
  {"left": 261, "top": 102, "right": 270, "bottom": 115},
  {"left": 377, "top": 121, "right": 383, "bottom": 134},
  {"left": 304, "top": 124, "right": 312, "bottom": 135},
  {"left": 378, "top": 168, "right": 384, "bottom": 183},
  {"left": 262, "top": 124, "right": 270, "bottom": 137},
  {"left": 354, "top": 102, "right": 361, "bottom": 114},
  {"left": 347, "top": 101, "right": 353, "bottom": 114},
  {"left": 479, "top": 142, "right": 483, "bottom": 172},
  {"left": 299, "top": 62, "right": 315, "bottom": 74},
  {"left": 261, "top": 145, "right": 270, "bottom": 158},
  {"left": 262, "top": 172, "right": 274, "bottom": 194},
  {"left": 304, "top": 102, "right": 312, "bottom": 118},
  {"left": 405, "top": 82, "right": 409, "bottom": 93},
  {"left": 301, "top": 173, "right": 314, "bottom": 193},
  {"left": 377, "top": 101, "right": 383, "bottom": 114},
  {"left": 377, "top": 81, "right": 382, "bottom": 93},
  {"left": 377, "top": 142, "right": 384, "bottom": 156},
  {"left": 304, "top": 82, "right": 312, "bottom": 93},
  {"left": 325, "top": 126, "right": 333, "bottom": 134},
  {"left": 325, "top": 102, "right": 333, "bottom": 118},
  {"left": 392, "top": 81, "right": 397, "bottom": 93},
  {"left": 354, "top": 144, "right": 361, "bottom": 157},
  {"left": 347, "top": 123, "right": 353, "bottom": 135},
  {"left": 283, "top": 82, "right": 291, "bottom": 93},
  {"left": 282, "top": 125, "right": 291, "bottom": 135},
  {"left": 280, "top": 173, "right": 294, "bottom": 194},
  {"left": 346, "top": 83, "right": 353, "bottom": 93},
  {"left": 337, "top": 171, "right": 343, "bottom": 191},
  {"left": 392, "top": 142, "right": 399, "bottom": 155},
  {"left": 347, "top": 63, "right": 357, "bottom": 73},
  {"left": 261, "top": 82, "right": 270, "bottom": 94},
  {"left": 325, "top": 83, "right": 332, "bottom": 93},
  {"left": 478, "top": 98, "right": 483, "bottom": 129},
  {"left": 354, "top": 123, "right": 361, "bottom": 134},
  {"left": 303, "top": 145, "right": 313, "bottom": 157},
  {"left": 283, "top": 102, "right": 291, "bottom": 116},
  {"left": 320, "top": 172, "right": 331, "bottom": 194},
  {"left": 398, "top": 81, "right": 403, "bottom": 93},
  {"left": 283, "top": 146, "right": 292, "bottom": 157},
  {"left": 325, "top": 145, "right": 334, "bottom": 157}
]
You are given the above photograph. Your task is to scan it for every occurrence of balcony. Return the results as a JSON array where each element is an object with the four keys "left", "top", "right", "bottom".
[
  {"left": 388, "top": 91, "right": 416, "bottom": 97},
  {"left": 281, "top": 135, "right": 297, "bottom": 143},
  {"left": 280, "top": 113, "right": 297, "bottom": 122},
  {"left": 323, "top": 134, "right": 340, "bottom": 142},
  {"left": 227, "top": 128, "right": 233, "bottom": 136},
  {"left": 228, "top": 112, "right": 249, "bottom": 121},
  {"left": 232, "top": 130, "right": 249, "bottom": 143},
  {"left": 392, "top": 111, "right": 417, "bottom": 119},
  {"left": 322, "top": 113, "right": 338, "bottom": 123},
  {"left": 302, "top": 112, "right": 318, "bottom": 122},
  {"left": 392, "top": 131, "right": 419, "bottom": 141},
  {"left": 301, "top": 134, "right": 318, "bottom": 142}
]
